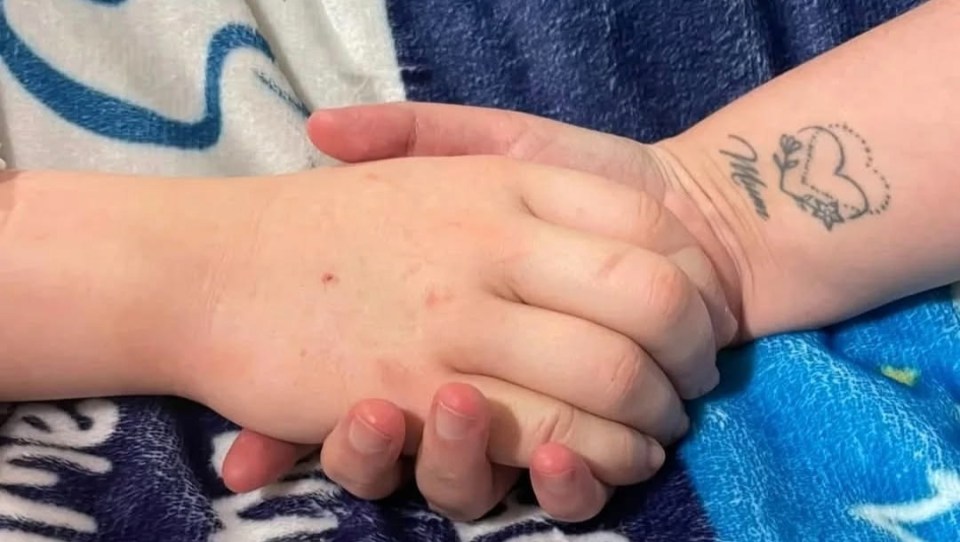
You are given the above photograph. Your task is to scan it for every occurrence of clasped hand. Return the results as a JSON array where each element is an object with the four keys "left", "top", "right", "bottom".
[{"left": 184, "top": 103, "right": 740, "bottom": 522}]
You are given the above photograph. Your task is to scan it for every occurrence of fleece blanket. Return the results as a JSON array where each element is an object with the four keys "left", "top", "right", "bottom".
[{"left": 1, "top": 0, "right": 958, "bottom": 540}]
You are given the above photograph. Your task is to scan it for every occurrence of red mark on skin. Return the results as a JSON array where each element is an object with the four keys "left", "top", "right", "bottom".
[
  {"left": 321, "top": 273, "right": 338, "bottom": 287},
  {"left": 424, "top": 287, "right": 455, "bottom": 308}
]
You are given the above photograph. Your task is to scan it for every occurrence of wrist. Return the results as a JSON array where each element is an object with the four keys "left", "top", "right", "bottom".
[
  {"left": 0, "top": 170, "right": 200, "bottom": 400},
  {"left": 641, "top": 141, "right": 753, "bottom": 342},
  {"left": 143, "top": 174, "right": 299, "bottom": 405},
  {"left": 653, "top": 124, "right": 867, "bottom": 340},
  {"left": 650, "top": 132, "right": 810, "bottom": 342}
]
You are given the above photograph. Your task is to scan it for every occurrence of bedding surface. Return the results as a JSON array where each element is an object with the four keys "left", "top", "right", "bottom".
[{"left": 1, "top": 1, "right": 957, "bottom": 540}]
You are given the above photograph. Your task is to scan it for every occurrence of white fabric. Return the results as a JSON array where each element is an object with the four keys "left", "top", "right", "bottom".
[{"left": 0, "top": 0, "right": 405, "bottom": 176}]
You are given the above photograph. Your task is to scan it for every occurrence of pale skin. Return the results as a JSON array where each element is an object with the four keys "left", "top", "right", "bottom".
[
  {"left": 225, "top": 0, "right": 960, "bottom": 522},
  {"left": 0, "top": 146, "right": 731, "bottom": 515},
  {"left": 3, "top": 0, "right": 960, "bottom": 525}
]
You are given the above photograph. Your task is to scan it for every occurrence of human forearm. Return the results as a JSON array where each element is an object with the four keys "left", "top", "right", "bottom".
[
  {"left": 0, "top": 169, "right": 236, "bottom": 400},
  {"left": 661, "top": 0, "right": 960, "bottom": 338}
]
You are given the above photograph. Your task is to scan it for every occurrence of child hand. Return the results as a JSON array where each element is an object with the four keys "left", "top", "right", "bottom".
[
  {"left": 303, "top": 101, "right": 745, "bottom": 331},
  {"left": 222, "top": 103, "right": 743, "bottom": 522},
  {"left": 174, "top": 155, "right": 731, "bottom": 490}
]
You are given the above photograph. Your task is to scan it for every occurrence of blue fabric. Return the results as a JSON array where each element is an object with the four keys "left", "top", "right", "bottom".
[
  {"left": 685, "top": 290, "right": 960, "bottom": 541},
  {"left": 389, "top": 0, "right": 960, "bottom": 540},
  {"left": 387, "top": 0, "right": 918, "bottom": 139}
]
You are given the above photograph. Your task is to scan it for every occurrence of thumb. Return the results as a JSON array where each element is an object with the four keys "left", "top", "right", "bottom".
[
  {"left": 221, "top": 429, "right": 314, "bottom": 493},
  {"left": 306, "top": 102, "right": 654, "bottom": 186},
  {"left": 307, "top": 102, "right": 529, "bottom": 162}
]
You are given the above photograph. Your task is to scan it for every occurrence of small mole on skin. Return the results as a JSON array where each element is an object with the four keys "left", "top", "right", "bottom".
[{"left": 321, "top": 273, "right": 338, "bottom": 286}]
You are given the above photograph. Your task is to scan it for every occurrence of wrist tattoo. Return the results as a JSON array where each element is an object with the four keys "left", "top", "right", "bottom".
[
  {"left": 719, "top": 135, "right": 769, "bottom": 219},
  {"left": 774, "top": 123, "right": 890, "bottom": 230},
  {"left": 721, "top": 124, "right": 890, "bottom": 231}
]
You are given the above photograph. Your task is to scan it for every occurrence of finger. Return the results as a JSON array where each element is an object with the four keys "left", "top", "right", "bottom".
[
  {"left": 306, "top": 103, "right": 647, "bottom": 181},
  {"left": 222, "top": 430, "right": 315, "bottom": 493},
  {"left": 447, "top": 298, "right": 687, "bottom": 443},
  {"left": 415, "top": 383, "right": 519, "bottom": 521},
  {"left": 530, "top": 443, "right": 613, "bottom": 523},
  {"left": 309, "top": 104, "right": 742, "bottom": 343},
  {"left": 501, "top": 221, "right": 719, "bottom": 399},
  {"left": 460, "top": 375, "right": 664, "bottom": 486},
  {"left": 517, "top": 167, "right": 738, "bottom": 349},
  {"left": 320, "top": 399, "right": 406, "bottom": 500}
]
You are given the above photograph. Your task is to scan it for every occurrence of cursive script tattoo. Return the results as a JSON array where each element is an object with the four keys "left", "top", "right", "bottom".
[
  {"left": 773, "top": 123, "right": 890, "bottom": 231},
  {"left": 720, "top": 135, "right": 769, "bottom": 219}
]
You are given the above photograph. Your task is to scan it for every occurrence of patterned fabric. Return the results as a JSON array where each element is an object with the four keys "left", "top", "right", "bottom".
[{"left": 1, "top": 0, "right": 957, "bottom": 540}]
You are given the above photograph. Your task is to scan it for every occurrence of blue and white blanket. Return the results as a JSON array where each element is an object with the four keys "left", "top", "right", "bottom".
[{"left": 1, "top": 1, "right": 958, "bottom": 540}]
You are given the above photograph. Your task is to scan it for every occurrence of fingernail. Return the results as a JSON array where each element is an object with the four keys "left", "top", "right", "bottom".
[
  {"left": 648, "top": 442, "right": 666, "bottom": 470},
  {"left": 537, "top": 469, "right": 575, "bottom": 496},
  {"left": 348, "top": 418, "right": 391, "bottom": 455},
  {"left": 435, "top": 401, "right": 473, "bottom": 441}
]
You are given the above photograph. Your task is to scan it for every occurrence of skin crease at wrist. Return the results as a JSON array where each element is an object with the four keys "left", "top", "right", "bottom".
[{"left": 643, "top": 142, "right": 750, "bottom": 343}]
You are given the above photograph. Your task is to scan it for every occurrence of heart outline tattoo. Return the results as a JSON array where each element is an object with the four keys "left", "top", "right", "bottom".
[{"left": 773, "top": 123, "right": 890, "bottom": 230}]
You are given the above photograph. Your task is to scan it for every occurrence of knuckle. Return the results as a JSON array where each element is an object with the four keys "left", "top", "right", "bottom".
[
  {"left": 599, "top": 344, "right": 644, "bottom": 415},
  {"left": 605, "top": 188, "right": 672, "bottom": 247},
  {"left": 632, "top": 191, "right": 668, "bottom": 233},
  {"left": 533, "top": 404, "right": 580, "bottom": 447},
  {"left": 642, "top": 261, "right": 694, "bottom": 327}
]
